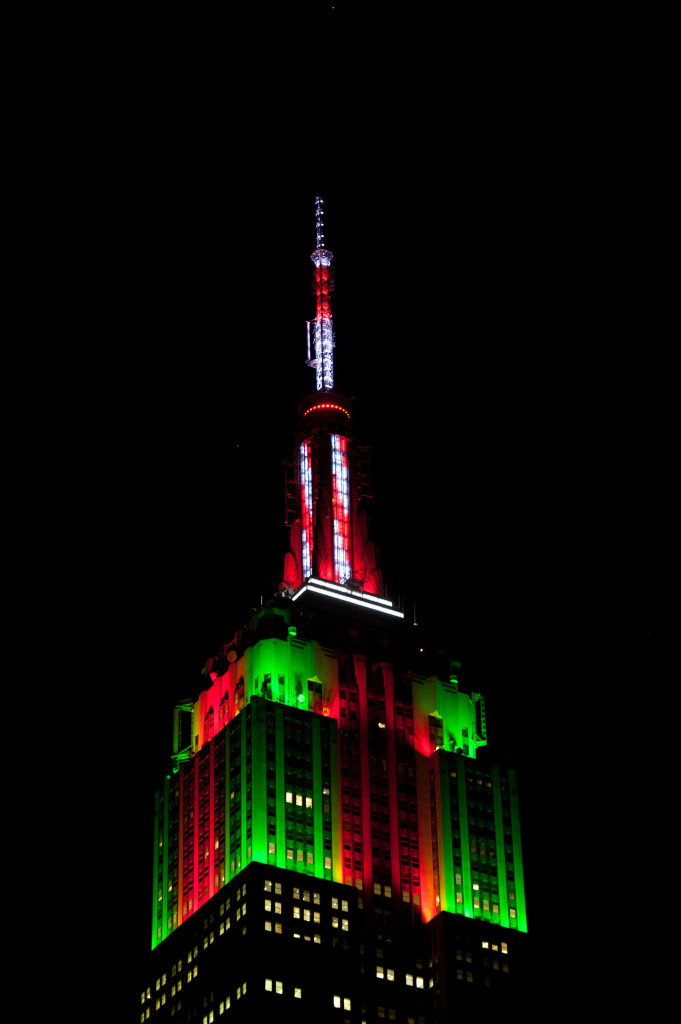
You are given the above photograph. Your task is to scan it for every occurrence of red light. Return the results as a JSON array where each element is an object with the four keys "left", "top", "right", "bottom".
[{"left": 304, "top": 402, "right": 350, "bottom": 418}]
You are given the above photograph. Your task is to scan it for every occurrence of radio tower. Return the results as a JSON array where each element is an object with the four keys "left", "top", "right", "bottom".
[
  {"left": 307, "top": 195, "right": 335, "bottom": 392},
  {"left": 282, "top": 197, "right": 385, "bottom": 598}
]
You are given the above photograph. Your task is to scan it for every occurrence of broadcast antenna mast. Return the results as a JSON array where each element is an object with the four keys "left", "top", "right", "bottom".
[{"left": 306, "top": 195, "right": 335, "bottom": 392}]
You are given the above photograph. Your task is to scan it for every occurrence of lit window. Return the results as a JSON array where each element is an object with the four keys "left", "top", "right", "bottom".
[
  {"left": 342, "top": 918, "right": 349, "bottom": 931},
  {"left": 344, "top": 999, "right": 351, "bottom": 1010},
  {"left": 307, "top": 852, "right": 314, "bottom": 863},
  {"left": 325, "top": 856, "right": 331, "bottom": 869},
  {"left": 276, "top": 981, "right": 283, "bottom": 994},
  {"left": 314, "top": 933, "right": 321, "bottom": 943},
  {"left": 295, "top": 987, "right": 302, "bottom": 999},
  {"left": 376, "top": 966, "right": 384, "bottom": 979},
  {"left": 331, "top": 897, "right": 339, "bottom": 909},
  {"left": 268, "top": 842, "right": 275, "bottom": 855},
  {"left": 293, "top": 907, "right": 301, "bottom": 919},
  {"left": 275, "top": 903, "right": 282, "bottom": 915},
  {"left": 341, "top": 900, "right": 348, "bottom": 911},
  {"left": 314, "top": 892, "right": 320, "bottom": 904},
  {"left": 416, "top": 977, "right": 424, "bottom": 989},
  {"left": 510, "top": 909, "right": 517, "bottom": 918},
  {"left": 287, "top": 849, "right": 294, "bottom": 860},
  {"left": 406, "top": 974, "right": 414, "bottom": 987},
  {"left": 275, "top": 882, "right": 282, "bottom": 895},
  {"left": 265, "top": 899, "right": 271, "bottom": 912},
  {"left": 387, "top": 969, "right": 395, "bottom": 981},
  {"left": 304, "top": 909, "right": 311, "bottom": 921},
  {"left": 501, "top": 942, "right": 508, "bottom": 954},
  {"left": 293, "top": 887, "right": 300, "bottom": 899},
  {"left": 286, "top": 792, "right": 293, "bottom": 803},
  {"left": 332, "top": 916, "right": 339, "bottom": 928},
  {"left": 306, "top": 796, "right": 313, "bottom": 808},
  {"left": 314, "top": 911, "right": 320, "bottom": 923},
  {"left": 264, "top": 880, "right": 272, "bottom": 892},
  {"left": 473, "top": 883, "right": 479, "bottom": 891},
  {"left": 297, "top": 850, "right": 304, "bottom": 861},
  {"left": 334, "top": 996, "right": 341, "bottom": 1008},
  {"left": 296, "top": 794, "right": 303, "bottom": 806},
  {"left": 474, "top": 898, "right": 480, "bottom": 908},
  {"left": 265, "top": 921, "right": 272, "bottom": 932},
  {"left": 275, "top": 922, "right": 282, "bottom": 934},
  {"left": 482, "top": 941, "right": 489, "bottom": 949}
]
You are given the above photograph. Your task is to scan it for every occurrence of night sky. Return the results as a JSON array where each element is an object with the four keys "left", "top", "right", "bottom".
[{"left": 60, "top": 9, "right": 661, "bottom": 1016}]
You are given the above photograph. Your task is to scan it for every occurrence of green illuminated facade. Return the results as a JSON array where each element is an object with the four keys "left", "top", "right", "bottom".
[
  {"left": 427, "top": 753, "right": 526, "bottom": 932},
  {"left": 153, "top": 689, "right": 342, "bottom": 949},
  {"left": 144, "top": 592, "right": 528, "bottom": 1022}
]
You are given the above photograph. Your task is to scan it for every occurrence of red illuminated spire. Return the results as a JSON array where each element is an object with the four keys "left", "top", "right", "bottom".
[{"left": 283, "top": 198, "right": 384, "bottom": 599}]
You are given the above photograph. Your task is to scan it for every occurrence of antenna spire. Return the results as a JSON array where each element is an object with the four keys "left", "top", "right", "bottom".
[
  {"left": 307, "top": 196, "right": 335, "bottom": 392},
  {"left": 315, "top": 195, "right": 325, "bottom": 248}
]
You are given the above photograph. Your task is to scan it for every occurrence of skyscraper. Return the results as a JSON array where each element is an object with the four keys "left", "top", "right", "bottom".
[{"left": 138, "top": 198, "right": 529, "bottom": 1024}]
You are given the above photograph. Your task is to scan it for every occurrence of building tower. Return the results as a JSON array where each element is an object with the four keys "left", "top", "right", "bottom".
[{"left": 140, "top": 199, "right": 528, "bottom": 1024}]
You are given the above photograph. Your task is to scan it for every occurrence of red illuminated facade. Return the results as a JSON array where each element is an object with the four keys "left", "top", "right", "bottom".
[{"left": 141, "top": 198, "right": 528, "bottom": 1024}]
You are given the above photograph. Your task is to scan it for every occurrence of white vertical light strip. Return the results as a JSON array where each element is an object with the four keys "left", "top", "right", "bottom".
[
  {"left": 331, "top": 434, "right": 350, "bottom": 583},
  {"left": 300, "top": 441, "right": 313, "bottom": 579}
]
